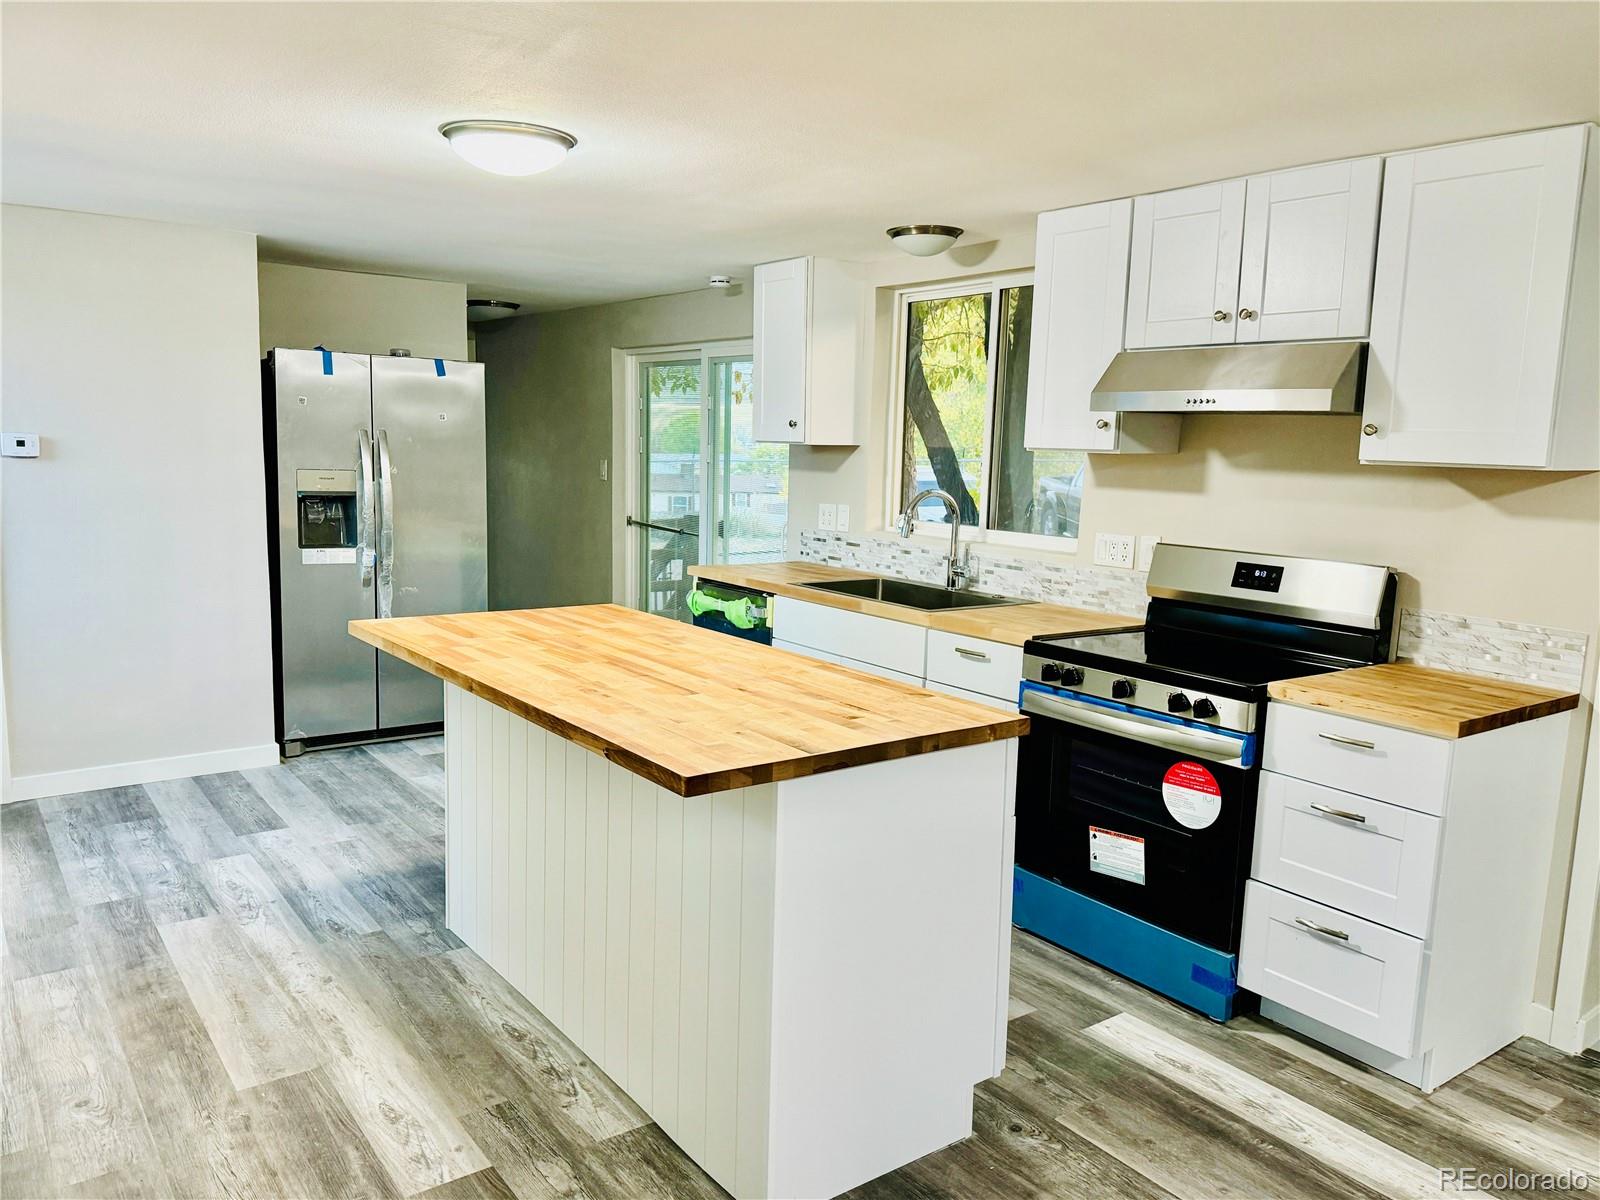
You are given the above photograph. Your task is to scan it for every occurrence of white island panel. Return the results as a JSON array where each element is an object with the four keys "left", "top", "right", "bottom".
[{"left": 444, "top": 682, "right": 1015, "bottom": 1199}]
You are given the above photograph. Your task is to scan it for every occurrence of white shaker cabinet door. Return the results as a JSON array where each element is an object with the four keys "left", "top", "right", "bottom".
[
  {"left": 1024, "top": 200, "right": 1130, "bottom": 452},
  {"left": 1125, "top": 179, "right": 1247, "bottom": 348},
  {"left": 752, "top": 257, "right": 810, "bottom": 442},
  {"left": 1363, "top": 125, "right": 1592, "bottom": 467},
  {"left": 1236, "top": 157, "right": 1382, "bottom": 343}
]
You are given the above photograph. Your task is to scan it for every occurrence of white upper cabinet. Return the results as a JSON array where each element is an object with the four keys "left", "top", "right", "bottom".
[
  {"left": 1025, "top": 200, "right": 1179, "bottom": 453},
  {"left": 752, "top": 256, "right": 865, "bottom": 445},
  {"left": 1362, "top": 125, "right": 1597, "bottom": 470},
  {"left": 1125, "top": 180, "right": 1246, "bottom": 348},
  {"left": 1125, "top": 158, "right": 1381, "bottom": 349},
  {"left": 1236, "top": 157, "right": 1382, "bottom": 342}
]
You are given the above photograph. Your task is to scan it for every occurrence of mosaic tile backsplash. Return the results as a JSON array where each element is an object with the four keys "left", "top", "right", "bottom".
[{"left": 796, "top": 529, "right": 1589, "bottom": 692}]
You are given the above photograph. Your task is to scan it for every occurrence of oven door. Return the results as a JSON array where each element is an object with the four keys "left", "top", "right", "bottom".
[{"left": 1016, "top": 684, "right": 1261, "bottom": 952}]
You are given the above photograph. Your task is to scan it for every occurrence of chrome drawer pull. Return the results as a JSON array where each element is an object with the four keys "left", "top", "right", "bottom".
[
  {"left": 953, "top": 647, "right": 991, "bottom": 662},
  {"left": 1310, "top": 803, "right": 1367, "bottom": 824},
  {"left": 1318, "top": 732, "right": 1376, "bottom": 750},
  {"left": 1295, "top": 917, "right": 1350, "bottom": 942}
]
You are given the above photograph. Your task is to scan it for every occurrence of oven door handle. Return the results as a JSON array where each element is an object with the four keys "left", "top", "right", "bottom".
[{"left": 1021, "top": 689, "right": 1248, "bottom": 767}]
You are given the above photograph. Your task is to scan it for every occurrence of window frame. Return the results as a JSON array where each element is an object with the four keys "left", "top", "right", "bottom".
[{"left": 883, "top": 269, "right": 1082, "bottom": 554}]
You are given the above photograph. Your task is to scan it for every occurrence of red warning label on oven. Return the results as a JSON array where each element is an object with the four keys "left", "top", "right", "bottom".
[
  {"left": 1162, "top": 760, "right": 1222, "bottom": 830},
  {"left": 1089, "top": 826, "right": 1146, "bottom": 885}
]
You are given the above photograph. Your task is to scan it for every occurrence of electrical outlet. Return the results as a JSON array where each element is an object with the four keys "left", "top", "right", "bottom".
[
  {"left": 818, "top": 503, "right": 837, "bottom": 531},
  {"left": 836, "top": 503, "right": 850, "bottom": 532},
  {"left": 1136, "top": 535, "right": 1160, "bottom": 572},
  {"left": 1093, "top": 532, "right": 1136, "bottom": 569}
]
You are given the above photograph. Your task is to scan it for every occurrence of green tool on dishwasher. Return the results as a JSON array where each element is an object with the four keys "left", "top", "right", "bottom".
[{"left": 687, "top": 586, "right": 768, "bottom": 631}]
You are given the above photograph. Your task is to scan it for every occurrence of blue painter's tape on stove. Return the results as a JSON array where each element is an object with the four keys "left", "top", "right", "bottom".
[{"left": 1012, "top": 867, "right": 1243, "bottom": 1022}]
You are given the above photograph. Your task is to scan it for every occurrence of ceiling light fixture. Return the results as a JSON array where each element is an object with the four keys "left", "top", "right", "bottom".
[
  {"left": 467, "top": 299, "right": 521, "bottom": 322},
  {"left": 887, "top": 224, "right": 964, "bottom": 257},
  {"left": 439, "top": 120, "right": 577, "bottom": 176}
]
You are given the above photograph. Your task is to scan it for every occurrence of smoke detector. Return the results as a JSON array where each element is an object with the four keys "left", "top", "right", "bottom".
[{"left": 708, "top": 275, "right": 734, "bottom": 289}]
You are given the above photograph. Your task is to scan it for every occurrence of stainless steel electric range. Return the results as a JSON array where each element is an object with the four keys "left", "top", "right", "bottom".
[{"left": 1012, "top": 543, "right": 1398, "bottom": 1020}]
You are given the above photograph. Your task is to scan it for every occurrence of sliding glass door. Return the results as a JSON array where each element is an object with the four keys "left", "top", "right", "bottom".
[{"left": 633, "top": 343, "right": 785, "bottom": 621}]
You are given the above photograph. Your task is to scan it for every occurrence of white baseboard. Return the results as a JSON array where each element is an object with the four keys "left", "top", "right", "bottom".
[
  {"left": 1582, "top": 1005, "right": 1600, "bottom": 1054},
  {"left": 1525, "top": 1002, "right": 1555, "bottom": 1044},
  {"left": 4, "top": 743, "right": 281, "bottom": 803}
]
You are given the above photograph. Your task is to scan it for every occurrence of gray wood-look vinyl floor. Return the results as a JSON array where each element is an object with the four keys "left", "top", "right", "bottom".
[{"left": 3, "top": 739, "right": 1595, "bottom": 1200}]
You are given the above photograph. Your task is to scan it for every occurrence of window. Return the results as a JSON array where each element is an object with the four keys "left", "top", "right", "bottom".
[{"left": 895, "top": 279, "right": 1085, "bottom": 544}]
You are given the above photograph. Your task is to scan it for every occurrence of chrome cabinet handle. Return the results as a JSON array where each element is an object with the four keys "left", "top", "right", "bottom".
[
  {"left": 1310, "top": 802, "right": 1367, "bottom": 824},
  {"left": 1213, "top": 309, "right": 1231, "bottom": 322},
  {"left": 787, "top": 419, "right": 798, "bottom": 429},
  {"left": 1295, "top": 917, "right": 1350, "bottom": 942},
  {"left": 1362, "top": 423, "right": 1379, "bottom": 436},
  {"left": 1318, "top": 732, "right": 1376, "bottom": 750},
  {"left": 953, "top": 646, "right": 991, "bottom": 662},
  {"left": 1095, "top": 419, "right": 1111, "bottom": 430},
  {"left": 1238, "top": 308, "right": 1257, "bottom": 321}
]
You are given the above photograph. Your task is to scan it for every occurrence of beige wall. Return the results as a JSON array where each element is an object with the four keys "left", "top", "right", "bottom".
[
  {"left": 258, "top": 261, "right": 467, "bottom": 360},
  {"left": 1, "top": 205, "right": 275, "bottom": 795},
  {"left": 476, "top": 288, "right": 752, "bottom": 610}
]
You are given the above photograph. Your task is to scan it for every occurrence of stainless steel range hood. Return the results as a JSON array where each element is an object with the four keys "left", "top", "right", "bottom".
[{"left": 1091, "top": 340, "right": 1366, "bottom": 413}]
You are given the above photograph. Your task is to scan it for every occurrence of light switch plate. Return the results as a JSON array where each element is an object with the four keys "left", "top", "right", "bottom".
[
  {"left": 836, "top": 503, "right": 850, "bottom": 532},
  {"left": 2, "top": 433, "right": 39, "bottom": 458},
  {"left": 1136, "top": 535, "right": 1159, "bottom": 572},
  {"left": 1094, "top": 532, "right": 1136, "bottom": 569},
  {"left": 818, "top": 503, "right": 837, "bottom": 531}
]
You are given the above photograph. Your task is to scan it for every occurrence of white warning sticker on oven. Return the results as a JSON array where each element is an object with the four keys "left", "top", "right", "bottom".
[
  {"left": 1163, "top": 760, "right": 1222, "bottom": 830},
  {"left": 1089, "top": 826, "right": 1146, "bottom": 885}
]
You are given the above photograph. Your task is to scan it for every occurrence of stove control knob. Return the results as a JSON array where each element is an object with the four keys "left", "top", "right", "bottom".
[
  {"left": 1061, "top": 666, "right": 1085, "bottom": 686},
  {"left": 1191, "top": 697, "right": 1219, "bottom": 719},
  {"left": 1039, "top": 662, "right": 1061, "bottom": 683},
  {"left": 1110, "top": 678, "right": 1136, "bottom": 700},
  {"left": 1167, "top": 692, "right": 1192, "bottom": 713}
]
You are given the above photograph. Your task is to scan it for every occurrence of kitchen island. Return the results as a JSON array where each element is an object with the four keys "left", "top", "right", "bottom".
[{"left": 349, "top": 605, "right": 1028, "bottom": 1200}]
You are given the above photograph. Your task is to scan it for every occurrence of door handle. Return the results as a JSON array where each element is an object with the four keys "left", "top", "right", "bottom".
[
  {"left": 357, "top": 430, "right": 376, "bottom": 588},
  {"left": 376, "top": 429, "right": 395, "bottom": 619},
  {"left": 953, "top": 647, "right": 991, "bottom": 662},
  {"left": 1309, "top": 802, "right": 1367, "bottom": 824},
  {"left": 1021, "top": 689, "right": 1247, "bottom": 767}
]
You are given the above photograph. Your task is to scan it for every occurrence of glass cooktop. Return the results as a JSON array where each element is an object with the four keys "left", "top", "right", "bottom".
[{"left": 1027, "top": 628, "right": 1350, "bottom": 692}]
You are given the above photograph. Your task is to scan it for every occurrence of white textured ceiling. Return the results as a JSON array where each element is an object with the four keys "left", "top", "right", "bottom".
[{"left": 4, "top": 2, "right": 1597, "bottom": 311}]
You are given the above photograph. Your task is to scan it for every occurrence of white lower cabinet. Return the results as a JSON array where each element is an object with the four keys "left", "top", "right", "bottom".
[
  {"left": 1242, "top": 701, "right": 1571, "bottom": 1091},
  {"left": 772, "top": 597, "right": 1023, "bottom": 707},
  {"left": 1240, "top": 880, "right": 1424, "bottom": 1057}
]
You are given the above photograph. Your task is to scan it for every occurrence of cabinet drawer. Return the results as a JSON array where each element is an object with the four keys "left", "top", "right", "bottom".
[
  {"left": 1264, "top": 703, "right": 1451, "bottom": 815},
  {"left": 925, "top": 631, "right": 1023, "bottom": 702},
  {"left": 1253, "top": 772, "right": 1440, "bottom": 936},
  {"left": 1239, "top": 881, "right": 1423, "bottom": 1057},
  {"left": 772, "top": 597, "right": 926, "bottom": 678},
  {"left": 924, "top": 679, "right": 1020, "bottom": 712}
]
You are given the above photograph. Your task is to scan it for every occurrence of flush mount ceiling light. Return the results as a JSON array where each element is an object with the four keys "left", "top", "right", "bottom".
[
  {"left": 887, "top": 224, "right": 964, "bottom": 257},
  {"left": 467, "top": 299, "right": 521, "bottom": 322},
  {"left": 439, "top": 120, "right": 577, "bottom": 176}
]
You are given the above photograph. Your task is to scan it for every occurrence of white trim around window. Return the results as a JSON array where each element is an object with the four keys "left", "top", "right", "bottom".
[{"left": 881, "top": 269, "right": 1082, "bottom": 556}]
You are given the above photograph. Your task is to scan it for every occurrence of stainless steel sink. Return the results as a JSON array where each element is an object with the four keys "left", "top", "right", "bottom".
[{"left": 801, "top": 576, "right": 1027, "bottom": 611}]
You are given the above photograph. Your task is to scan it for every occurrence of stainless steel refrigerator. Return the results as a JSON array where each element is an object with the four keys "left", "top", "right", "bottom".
[{"left": 264, "top": 348, "right": 487, "bottom": 754}]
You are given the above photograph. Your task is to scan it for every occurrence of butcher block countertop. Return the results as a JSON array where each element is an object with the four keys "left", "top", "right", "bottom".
[
  {"left": 690, "top": 560, "right": 1143, "bottom": 646},
  {"left": 350, "top": 605, "right": 1028, "bottom": 796},
  {"left": 1268, "top": 662, "right": 1580, "bottom": 739}
]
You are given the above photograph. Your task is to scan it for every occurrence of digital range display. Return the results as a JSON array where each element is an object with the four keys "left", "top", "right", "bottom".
[{"left": 1232, "top": 561, "right": 1284, "bottom": 592}]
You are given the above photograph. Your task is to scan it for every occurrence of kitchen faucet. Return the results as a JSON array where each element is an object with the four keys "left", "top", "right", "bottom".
[{"left": 895, "top": 489, "right": 972, "bottom": 590}]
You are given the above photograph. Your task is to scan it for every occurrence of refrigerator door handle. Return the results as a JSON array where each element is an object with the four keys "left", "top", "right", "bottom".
[
  {"left": 357, "top": 430, "right": 376, "bottom": 589},
  {"left": 376, "top": 428, "right": 395, "bottom": 619}
]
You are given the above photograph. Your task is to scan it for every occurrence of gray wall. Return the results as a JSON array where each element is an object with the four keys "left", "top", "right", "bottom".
[
  {"left": 258, "top": 262, "right": 467, "bottom": 360},
  {"left": 478, "top": 288, "right": 752, "bottom": 610}
]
